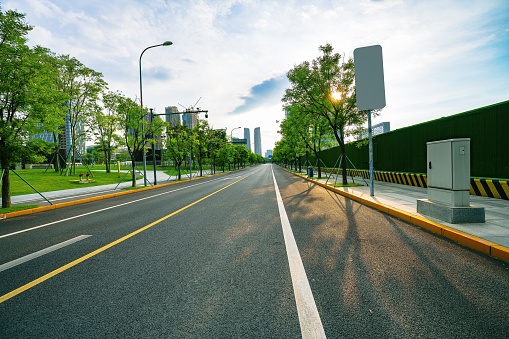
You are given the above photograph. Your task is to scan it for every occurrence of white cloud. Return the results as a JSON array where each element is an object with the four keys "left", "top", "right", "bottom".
[{"left": 4, "top": 0, "right": 509, "bottom": 153}]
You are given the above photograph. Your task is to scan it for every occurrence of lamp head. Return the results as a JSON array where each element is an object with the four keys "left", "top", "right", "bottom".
[{"left": 163, "top": 41, "right": 173, "bottom": 46}]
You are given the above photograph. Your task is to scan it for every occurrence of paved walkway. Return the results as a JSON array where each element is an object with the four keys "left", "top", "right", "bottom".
[
  {"left": 303, "top": 171, "right": 509, "bottom": 248},
  {"left": 9, "top": 169, "right": 208, "bottom": 206}
]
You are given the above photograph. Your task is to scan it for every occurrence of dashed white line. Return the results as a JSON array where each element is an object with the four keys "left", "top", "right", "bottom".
[
  {"left": 271, "top": 167, "right": 327, "bottom": 339},
  {"left": 0, "top": 235, "right": 92, "bottom": 272}
]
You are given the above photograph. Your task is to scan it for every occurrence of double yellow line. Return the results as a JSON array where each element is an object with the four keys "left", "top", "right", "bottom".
[{"left": 0, "top": 175, "right": 249, "bottom": 304}]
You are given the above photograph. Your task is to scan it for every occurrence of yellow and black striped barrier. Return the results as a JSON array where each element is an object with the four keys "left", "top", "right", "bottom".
[
  {"left": 470, "top": 178, "right": 509, "bottom": 200},
  {"left": 326, "top": 168, "right": 509, "bottom": 200}
]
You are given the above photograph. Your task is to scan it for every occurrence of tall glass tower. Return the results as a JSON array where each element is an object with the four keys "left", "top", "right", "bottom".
[
  {"left": 244, "top": 128, "right": 251, "bottom": 152},
  {"left": 254, "top": 127, "right": 261, "bottom": 156}
]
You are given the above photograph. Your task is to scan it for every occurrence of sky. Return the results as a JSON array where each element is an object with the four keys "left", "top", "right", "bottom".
[{"left": 4, "top": 0, "right": 509, "bottom": 155}]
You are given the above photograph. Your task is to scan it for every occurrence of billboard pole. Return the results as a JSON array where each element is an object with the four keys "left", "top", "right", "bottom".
[
  {"left": 354, "top": 44, "right": 386, "bottom": 197},
  {"left": 368, "top": 109, "right": 374, "bottom": 196}
]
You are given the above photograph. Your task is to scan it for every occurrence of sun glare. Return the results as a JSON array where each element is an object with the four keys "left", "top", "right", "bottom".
[{"left": 331, "top": 91, "right": 342, "bottom": 101}]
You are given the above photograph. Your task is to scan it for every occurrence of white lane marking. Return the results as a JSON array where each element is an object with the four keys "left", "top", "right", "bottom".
[
  {"left": 0, "top": 176, "right": 234, "bottom": 239},
  {"left": 0, "top": 235, "right": 92, "bottom": 272},
  {"left": 271, "top": 167, "right": 327, "bottom": 339}
]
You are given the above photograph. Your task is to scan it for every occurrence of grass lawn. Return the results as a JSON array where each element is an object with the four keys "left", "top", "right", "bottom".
[
  {"left": 0, "top": 205, "right": 40, "bottom": 214},
  {"left": 327, "top": 182, "right": 364, "bottom": 187},
  {"left": 121, "top": 186, "right": 148, "bottom": 190},
  {"left": 1, "top": 168, "right": 133, "bottom": 197}
]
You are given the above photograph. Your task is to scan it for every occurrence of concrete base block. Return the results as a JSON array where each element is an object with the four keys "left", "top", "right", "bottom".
[{"left": 417, "top": 199, "right": 485, "bottom": 224}]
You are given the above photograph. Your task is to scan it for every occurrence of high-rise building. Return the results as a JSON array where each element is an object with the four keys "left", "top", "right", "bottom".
[
  {"left": 265, "top": 149, "right": 273, "bottom": 159},
  {"left": 244, "top": 128, "right": 251, "bottom": 151},
  {"left": 254, "top": 127, "right": 261, "bottom": 156},
  {"left": 32, "top": 113, "right": 85, "bottom": 159},
  {"left": 182, "top": 111, "right": 198, "bottom": 129},
  {"left": 357, "top": 122, "right": 390, "bottom": 140},
  {"left": 165, "top": 106, "right": 180, "bottom": 127}
]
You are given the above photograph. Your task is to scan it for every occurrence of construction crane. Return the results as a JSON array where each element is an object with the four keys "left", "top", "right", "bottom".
[{"left": 177, "top": 97, "right": 207, "bottom": 117}]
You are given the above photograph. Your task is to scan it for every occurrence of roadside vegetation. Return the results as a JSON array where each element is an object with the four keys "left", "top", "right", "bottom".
[
  {"left": 274, "top": 44, "right": 382, "bottom": 183},
  {"left": 0, "top": 169, "right": 132, "bottom": 197},
  {"left": 0, "top": 204, "right": 40, "bottom": 214},
  {"left": 0, "top": 7, "right": 266, "bottom": 208}
]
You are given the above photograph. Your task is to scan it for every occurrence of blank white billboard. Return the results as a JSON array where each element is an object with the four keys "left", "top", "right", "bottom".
[{"left": 354, "top": 45, "right": 386, "bottom": 111}]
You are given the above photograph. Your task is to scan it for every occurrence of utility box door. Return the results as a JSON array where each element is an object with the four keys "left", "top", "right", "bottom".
[
  {"left": 451, "top": 140, "right": 470, "bottom": 190},
  {"left": 427, "top": 138, "right": 470, "bottom": 191},
  {"left": 427, "top": 142, "right": 453, "bottom": 189}
]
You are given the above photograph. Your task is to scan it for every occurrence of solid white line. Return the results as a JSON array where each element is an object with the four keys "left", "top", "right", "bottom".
[
  {"left": 271, "top": 167, "right": 327, "bottom": 339},
  {"left": 0, "top": 176, "right": 230, "bottom": 239},
  {"left": 0, "top": 235, "right": 92, "bottom": 272}
]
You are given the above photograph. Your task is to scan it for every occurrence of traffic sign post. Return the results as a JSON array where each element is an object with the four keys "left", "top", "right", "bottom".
[{"left": 354, "top": 45, "right": 386, "bottom": 196}]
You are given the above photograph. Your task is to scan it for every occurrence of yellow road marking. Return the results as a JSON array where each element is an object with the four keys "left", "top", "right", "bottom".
[{"left": 0, "top": 175, "right": 249, "bottom": 304}]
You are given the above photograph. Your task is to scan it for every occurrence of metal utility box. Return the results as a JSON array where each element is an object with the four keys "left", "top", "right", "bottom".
[{"left": 426, "top": 138, "right": 470, "bottom": 207}]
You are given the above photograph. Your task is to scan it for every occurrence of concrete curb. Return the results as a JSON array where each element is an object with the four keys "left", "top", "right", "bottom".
[
  {"left": 281, "top": 167, "right": 509, "bottom": 263},
  {"left": 0, "top": 168, "right": 245, "bottom": 221}
]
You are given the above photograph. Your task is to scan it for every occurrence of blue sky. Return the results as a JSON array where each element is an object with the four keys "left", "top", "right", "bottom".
[{"left": 4, "top": 0, "right": 509, "bottom": 154}]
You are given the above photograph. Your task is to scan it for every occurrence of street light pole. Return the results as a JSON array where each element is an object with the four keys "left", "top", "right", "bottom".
[
  {"left": 139, "top": 41, "right": 172, "bottom": 187},
  {"left": 150, "top": 108, "right": 157, "bottom": 185},
  {"left": 230, "top": 126, "right": 241, "bottom": 141}
]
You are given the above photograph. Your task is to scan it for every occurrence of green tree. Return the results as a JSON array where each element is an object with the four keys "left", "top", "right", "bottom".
[
  {"left": 167, "top": 124, "right": 190, "bottom": 180},
  {"left": 191, "top": 119, "right": 212, "bottom": 176},
  {"left": 0, "top": 8, "right": 67, "bottom": 208},
  {"left": 283, "top": 44, "right": 376, "bottom": 184},
  {"left": 279, "top": 105, "right": 326, "bottom": 175},
  {"left": 234, "top": 145, "right": 249, "bottom": 169},
  {"left": 117, "top": 94, "right": 165, "bottom": 187},
  {"left": 209, "top": 129, "right": 227, "bottom": 174},
  {"left": 56, "top": 54, "right": 107, "bottom": 176},
  {"left": 90, "top": 91, "right": 123, "bottom": 173},
  {"left": 215, "top": 142, "right": 233, "bottom": 172}
]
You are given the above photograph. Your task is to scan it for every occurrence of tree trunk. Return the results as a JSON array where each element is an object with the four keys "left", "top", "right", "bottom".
[
  {"left": 53, "top": 133, "right": 61, "bottom": 172},
  {"left": 339, "top": 141, "right": 347, "bottom": 185},
  {"left": 72, "top": 146, "right": 76, "bottom": 176},
  {"left": 131, "top": 155, "right": 136, "bottom": 187},
  {"left": 105, "top": 150, "right": 110, "bottom": 173},
  {"left": 1, "top": 156, "right": 11, "bottom": 208},
  {"left": 317, "top": 151, "right": 322, "bottom": 179}
]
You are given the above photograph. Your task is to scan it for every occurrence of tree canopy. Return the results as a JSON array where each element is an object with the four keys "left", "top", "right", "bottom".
[{"left": 278, "top": 43, "right": 380, "bottom": 184}]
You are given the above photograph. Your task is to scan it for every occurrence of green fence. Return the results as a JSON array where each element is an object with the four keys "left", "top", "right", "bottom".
[{"left": 303, "top": 100, "right": 509, "bottom": 180}]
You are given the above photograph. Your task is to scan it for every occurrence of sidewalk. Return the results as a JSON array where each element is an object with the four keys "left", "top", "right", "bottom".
[
  {"left": 9, "top": 169, "right": 202, "bottom": 206},
  {"left": 288, "top": 169, "right": 509, "bottom": 260}
]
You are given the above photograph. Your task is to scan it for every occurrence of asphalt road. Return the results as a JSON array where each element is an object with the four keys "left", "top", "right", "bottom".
[{"left": 1, "top": 164, "right": 508, "bottom": 338}]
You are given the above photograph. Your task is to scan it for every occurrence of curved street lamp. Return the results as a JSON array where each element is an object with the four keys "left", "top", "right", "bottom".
[
  {"left": 231, "top": 126, "right": 241, "bottom": 141},
  {"left": 139, "top": 41, "right": 172, "bottom": 186}
]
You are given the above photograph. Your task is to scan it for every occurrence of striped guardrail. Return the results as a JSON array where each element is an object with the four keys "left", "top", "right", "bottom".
[
  {"left": 470, "top": 178, "right": 509, "bottom": 200},
  {"left": 325, "top": 168, "right": 509, "bottom": 200}
]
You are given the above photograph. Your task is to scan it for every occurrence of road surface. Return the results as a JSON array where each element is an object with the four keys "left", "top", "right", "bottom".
[{"left": 1, "top": 164, "right": 508, "bottom": 338}]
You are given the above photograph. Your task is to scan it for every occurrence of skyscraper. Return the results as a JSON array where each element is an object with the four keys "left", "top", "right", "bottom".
[
  {"left": 182, "top": 111, "right": 198, "bottom": 129},
  {"left": 254, "top": 127, "right": 261, "bottom": 156},
  {"left": 244, "top": 128, "right": 251, "bottom": 152},
  {"left": 165, "top": 106, "right": 180, "bottom": 127},
  {"left": 32, "top": 113, "right": 85, "bottom": 159}
]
